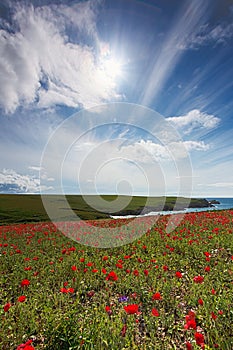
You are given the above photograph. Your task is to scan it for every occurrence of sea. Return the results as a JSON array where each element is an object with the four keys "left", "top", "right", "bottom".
[{"left": 111, "top": 198, "right": 233, "bottom": 219}]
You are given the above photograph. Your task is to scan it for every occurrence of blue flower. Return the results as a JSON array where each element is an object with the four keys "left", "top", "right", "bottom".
[{"left": 118, "top": 296, "right": 128, "bottom": 302}]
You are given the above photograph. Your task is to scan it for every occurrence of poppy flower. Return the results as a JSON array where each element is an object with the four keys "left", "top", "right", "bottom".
[
  {"left": 124, "top": 304, "right": 139, "bottom": 314},
  {"left": 194, "top": 332, "right": 204, "bottom": 346},
  {"left": 175, "top": 271, "right": 183, "bottom": 278},
  {"left": 193, "top": 275, "right": 204, "bottom": 284},
  {"left": 211, "top": 312, "right": 217, "bottom": 320},
  {"left": 16, "top": 339, "right": 35, "bottom": 350},
  {"left": 67, "top": 288, "right": 74, "bottom": 293},
  {"left": 184, "top": 318, "right": 197, "bottom": 330},
  {"left": 105, "top": 306, "right": 112, "bottom": 315},
  {"left": 152, "top": 292, "right": 162, "bottom": 300},
  {"left": 21, "top": 279, "right": 30, "bottom": 287},
  {"left": 106, "top": 271, "right": 118, "bottom": 281},
  {"left": 198, "top": 299, "right": 204, "bottom": 306},
  {"left": 18, "top": 296, "right": 26, "bottom": 303},
  {"left": 186, "top": 342, "right": 193, "bottom": 350},
  {"left": 121, "top": 324, "right": 127, "bottom": 337},
  {"left": 3, "top": 302, "right": 11, "bottom": 312},
  {"left": 151, "top": 308, "right": 160, "bottom": 316}
]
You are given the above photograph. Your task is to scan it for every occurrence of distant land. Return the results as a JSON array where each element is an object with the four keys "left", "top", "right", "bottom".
[{"left": 0, "top": 194, "right": 220, "bottom": 225}]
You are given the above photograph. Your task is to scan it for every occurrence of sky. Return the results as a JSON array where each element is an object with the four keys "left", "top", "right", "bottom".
[{"left": 0, "top": 0, "right": 233, "bottom": 198}]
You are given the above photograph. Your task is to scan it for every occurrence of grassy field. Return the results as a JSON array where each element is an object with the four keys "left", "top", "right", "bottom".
[
  {"left": 0, "top": 194, "right": 210, "bottom": 224},
  {"left": 0, "top": 209, "right": 233, "bottom": 349}
]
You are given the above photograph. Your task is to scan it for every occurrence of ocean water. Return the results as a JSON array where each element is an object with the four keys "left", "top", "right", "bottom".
[
  {"left": 111, "top": 198, "right": 233, "bottom": 219},
  {"left": 206, "top": 198, "right": 233, "bottom": 211}
]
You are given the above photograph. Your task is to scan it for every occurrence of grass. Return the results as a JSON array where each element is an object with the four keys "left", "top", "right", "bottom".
[
  {"left": 0, "top": 194, "right": 210, "bottom": 224},
  {"left": 0, "top": 209, "right": 233, "bottom": 349}
]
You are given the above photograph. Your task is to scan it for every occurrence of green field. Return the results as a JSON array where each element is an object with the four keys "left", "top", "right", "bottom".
[{"left": 0, "top": 194, "right": 211, "bottom": 224}]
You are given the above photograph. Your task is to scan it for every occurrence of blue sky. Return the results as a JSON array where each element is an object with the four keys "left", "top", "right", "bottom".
[{"left": 0, "top": 0, "right": 233, "bottom": 197}]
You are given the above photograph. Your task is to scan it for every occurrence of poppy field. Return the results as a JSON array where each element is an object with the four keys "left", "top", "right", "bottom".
[{"left": 1, "top": 210, "right": 233, "bottom": 349}]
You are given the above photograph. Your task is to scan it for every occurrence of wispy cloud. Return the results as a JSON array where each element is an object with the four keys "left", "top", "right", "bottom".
[
  {"left": 0, "top": 2, "right": 120, "bottom": 114},
  {"left": 205, "top": 182, "right": 233, "bottom": 188},
  {"left": 167, "top": 109, "right": 220, "bottom": 134},
  {"left": 139, "top": 0, "right": 210, "bottom": 106}
]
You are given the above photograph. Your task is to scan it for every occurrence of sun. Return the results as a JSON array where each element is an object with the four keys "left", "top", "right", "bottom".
[{"left": 102, "top": 57, "right": 122, "bottom": 79}]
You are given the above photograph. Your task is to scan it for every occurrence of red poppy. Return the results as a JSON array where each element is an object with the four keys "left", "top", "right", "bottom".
[
  {"left": 124, "top": 304, "right": 139, "bottom": 314},
  {"left": 198, "top": 299, "right": 204, "bottom": 306},
  {"left": 105, "top": 306, "right": 112, "bottom": 316},
  {"left": 211, "top": 312, "right": 217, "bottom": 320},
  {"left": 67, "top": 288, "right": 74, "bottom": 293},
  {"left": 3, "top": 302, "right": 11, "bottom": 312},
  {"left": 24, "top": 267, "right": 32, "bottom": 271},
  {"left": 184, "top": 318, "right": 196, "bottom": 330},
  {"left": 186, "top": 342, "right": 193, "bottom": 350},
  {"left": 121, "top": 324, "right": 127, "bottom": 337},
  {"left": 175, "top": 271, "right": 183, "bottom": 278},
  {"left": 193, "top": 275, "right": 204, "bottom": 284},
  {"left": 105, "top": 306, "right": 111, "bottom": 312},
  {"left": 71, "top": 265, "right": 77, "bottom": 271},
  {"left": 106, "top": 271, "right": 118, "bottom": 281},
  {"left": 18, "top": 296, "right": 26, "bottom": 302},
  {"left": 151, "top": 308, "right": 159, "bottom": 316},
  {"left": 16, "top": 339, "right": 35, "bottom": 350},
  {"left": 116, "top": 263, "right": 123, "bottom": 269},
  {"left": 152, "top": 292, "right": 162, "bottom": 300},
  {"left": 21, "top": 279, "right": 30, "bottom": 287},
  {"left": 204, "top": 251, "right": 211, "bottom": 257},
  {"left": 194, "top": 332, "right": 204, "bottom": 346}
]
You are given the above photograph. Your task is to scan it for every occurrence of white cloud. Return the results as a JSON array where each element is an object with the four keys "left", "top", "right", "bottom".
[
  {"left": 95, "top": 139, "right": 210, "bottom": 165},
  {"left": 0, "top": 2, "right": 120, "bottom": 113},
  {"left": 119, "top": 140, "right": 170, "bottom": 163},
  {"left": 0, "top": 168, "right": 53, "bottom": 193},
  {"left": 182, "top": 140, "right": 209, "bottom": 151},
  {"left": 167, "top": 109, "right": 220, "bottom": 134},
  {"left": 28, "top": 165, "right": 42, "bottom": 171}
]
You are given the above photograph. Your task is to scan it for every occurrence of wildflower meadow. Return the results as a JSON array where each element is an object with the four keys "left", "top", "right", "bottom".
[{"left": 1, "top": 210, "right": 233, "bottom": 349}]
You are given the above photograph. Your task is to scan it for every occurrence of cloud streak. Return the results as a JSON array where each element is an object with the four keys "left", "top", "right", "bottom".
[{"left": 139, "top": 0, "right": 211, "bottom": 107}]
